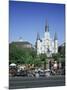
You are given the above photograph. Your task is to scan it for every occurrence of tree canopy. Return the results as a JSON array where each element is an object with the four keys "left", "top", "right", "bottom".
[{"left": 9, "top": 42, "right": 37, "bottom": 65}]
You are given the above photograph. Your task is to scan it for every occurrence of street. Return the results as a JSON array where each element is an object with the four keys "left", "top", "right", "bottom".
[{"left": 9, "top": 75, "right": 65, "bottom": 89}]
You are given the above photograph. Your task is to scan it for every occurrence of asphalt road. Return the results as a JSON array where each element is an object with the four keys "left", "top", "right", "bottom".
[{"left": 9, "top": 75, "right": 65, "bottom": 89}]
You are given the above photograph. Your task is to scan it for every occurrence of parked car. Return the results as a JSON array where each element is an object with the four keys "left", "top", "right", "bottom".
[
  {"left": 38, "top": 71, "right": 45, "bottom": 77},
  {"left": 16, "top": 69, "right": 28, "bottom": 76},
  {"left": 34, "top": 68, "right": 45, "bottom": 77},
  {"left": 9, "top": 66, "right": 17, "bottom": 77}
]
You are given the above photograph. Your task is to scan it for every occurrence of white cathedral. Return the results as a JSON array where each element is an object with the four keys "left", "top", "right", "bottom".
[{"left": 36, "top": 21, "right": 58, "bottom": 57}]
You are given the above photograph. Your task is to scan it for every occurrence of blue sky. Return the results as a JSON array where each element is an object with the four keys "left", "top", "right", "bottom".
[{"left": 9, "top": 1, "right": 65, "bottom": 45}]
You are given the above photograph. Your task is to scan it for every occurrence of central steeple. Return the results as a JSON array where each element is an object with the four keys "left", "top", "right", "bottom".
[
  {"left": 44, "top": 20, "right": 50, "bottom": 40},
  {"left": 45, "top": 20, "right": 49, "bottom": 32}
]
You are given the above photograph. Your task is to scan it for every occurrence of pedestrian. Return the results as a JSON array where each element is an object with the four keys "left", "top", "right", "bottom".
[{"left": 53, "top": 61, "right": 58, "bottom": 74}]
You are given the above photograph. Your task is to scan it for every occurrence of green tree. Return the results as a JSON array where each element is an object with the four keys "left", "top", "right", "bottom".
[
  {"left": 9, "top": 43, "right": 37, "bottom": 65},
  {"left": 58, "top": 44, "right": 65, "bottom": 58},
  {"left": 52, "top": 53, "right": 61, "bottom": 62},
  {"left": 39, "top": 53, "right": 47, "bottom": 69}
]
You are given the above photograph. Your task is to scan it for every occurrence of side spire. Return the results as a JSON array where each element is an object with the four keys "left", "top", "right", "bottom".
[
  {"left": 36, "top": 32, "right": 40, "bottom": 40},
  {"left": 35, "top": 32, "right": 41, "bottom": 48},
  {"left": 54, "top": 32, "right": 57, "bottom": 40}
]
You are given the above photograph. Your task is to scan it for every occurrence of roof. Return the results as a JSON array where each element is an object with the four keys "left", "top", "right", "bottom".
[{"left": 11, "top": 41, "right": 32, "bottom": 45}]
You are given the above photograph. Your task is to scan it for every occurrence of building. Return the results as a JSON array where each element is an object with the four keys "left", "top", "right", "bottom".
[
  {"left": 35, "top": 21, "right": 58, "bottom": 57},
  {"left": 58, "top": 42, "right": 65, "bottom": 57},
  {"left": 10, "top": 41, "right": 33, "bottom": 49}
]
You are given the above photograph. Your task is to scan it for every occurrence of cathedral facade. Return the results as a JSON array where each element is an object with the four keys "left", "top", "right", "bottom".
[{"left": 36, "top": 21, "right": 58, "bottom": 57}]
